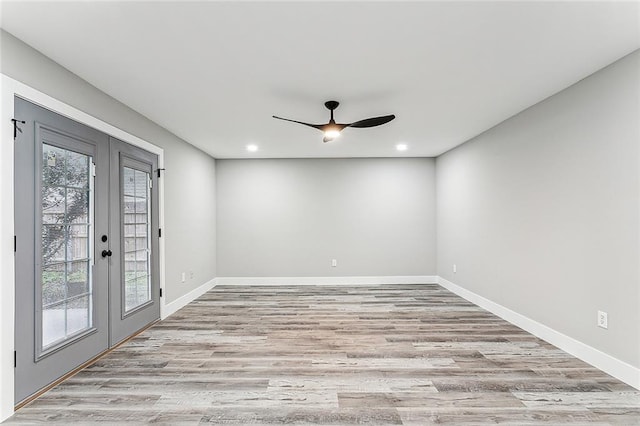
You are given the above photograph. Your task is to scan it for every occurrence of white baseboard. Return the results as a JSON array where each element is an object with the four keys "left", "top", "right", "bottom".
[
  {"left": 161, "top": 278, "right": 217, "bottom": 319},
  {"left": 215, "top": 275, "right": 437, "bottom": 286},
  {"left": 437, "top": 276, "right": 640, "bottom": 390}
]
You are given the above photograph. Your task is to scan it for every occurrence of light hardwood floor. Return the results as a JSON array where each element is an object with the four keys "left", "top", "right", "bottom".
[{"left": 8, "top": 284, "right": 640, "bottom": 425}]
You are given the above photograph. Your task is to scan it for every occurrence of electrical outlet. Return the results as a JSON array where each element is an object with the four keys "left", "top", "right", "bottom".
[
  {"left": 181, "top": 272, "right": 186, "bottom": 283},
  {"left": 597, "top": 311, "right": 608, "bottom": 329},
  {"left": 189, "top": 271, "right": 194, "bottom": 280},
  {"left": 331, "top": 259, "right": 337, "bottom": 267},
  {"left": 453, "top": 264, "right": 457, "bottom": 273}
]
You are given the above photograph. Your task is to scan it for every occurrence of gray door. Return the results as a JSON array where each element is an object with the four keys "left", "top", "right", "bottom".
[
  {"left": 109, "top": 138, "right": 160, "bottom": 346},
  {"left": 14, "top": 98, "right": 110, "bottom": 403},
  {"left": 14, "top": 98, "right": 160, "bottom": 404}
]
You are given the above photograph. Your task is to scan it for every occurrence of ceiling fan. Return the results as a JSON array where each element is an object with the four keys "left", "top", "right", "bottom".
[{"left": 273, "top": 101, "right": 395, "bottom": 143}]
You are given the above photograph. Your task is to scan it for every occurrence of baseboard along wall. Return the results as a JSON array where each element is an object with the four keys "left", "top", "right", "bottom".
[
  {"left": 215, "top": 276, "right": 438, "bottom": 286},
  {"left": 161, "top": 278, "right": 217, "bottom": 319}
]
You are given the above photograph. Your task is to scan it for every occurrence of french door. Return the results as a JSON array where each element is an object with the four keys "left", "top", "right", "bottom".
[
  {"left": 14, "top": 97, "right": 160, "bottom": 404},
  {"left": 108, "top": 139, "right": 160, "bottom": 346}
]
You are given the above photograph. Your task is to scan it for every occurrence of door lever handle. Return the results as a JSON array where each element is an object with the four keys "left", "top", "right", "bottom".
[{"left": 101, "top": 249, "right": 113, "bottom": 258}]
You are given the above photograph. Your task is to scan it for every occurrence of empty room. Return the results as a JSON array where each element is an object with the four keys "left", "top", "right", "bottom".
[{"left": 0, "top": 1, "right": 639, "bottom": 424}]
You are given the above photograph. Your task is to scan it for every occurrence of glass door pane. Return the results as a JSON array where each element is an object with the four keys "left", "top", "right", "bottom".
[
  {"left": 122, "top": 167, "right": 151, "bottom": 312},
  {"left": 41, "top": 144, "right": 94, "bottom": 351}
]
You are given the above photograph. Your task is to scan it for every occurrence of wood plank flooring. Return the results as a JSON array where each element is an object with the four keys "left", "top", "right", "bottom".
[{"left": 8, "top": 284, "right": 640, "bottom": 425}]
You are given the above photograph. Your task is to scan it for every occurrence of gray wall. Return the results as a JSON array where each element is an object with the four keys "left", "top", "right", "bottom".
[
  {"left": 436, "top": 51, "right": 640, "bottom": 368},
  {"left": 217, "top": 158, "right": 436, "bottom": 277},
  {"left": 1, "top": 30, "right": 217, "bottom": 303}
]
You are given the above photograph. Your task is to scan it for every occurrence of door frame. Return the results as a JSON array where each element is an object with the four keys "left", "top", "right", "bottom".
[{"left": 0, "top": 74, "right": 166, "bottom": 421}]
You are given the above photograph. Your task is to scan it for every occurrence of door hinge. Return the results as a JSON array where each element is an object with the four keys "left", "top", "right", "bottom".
[
  {"left": 160, "top": 288, "right": 163, "bottom": 298},
  {"left": 11, "top": 119, "right": 25, "bottom": 140},
  {"left": 158, "top": 228, "right": 162, "bottom": 238},
  {"left": 14, "top": 351, "right": 16, "bottom": 368},
  {"left": 91, "top": 162, "right": 96, "bottom": 177},
  {"left": 14, "top": 235, "right": 17, "bottom": 253},
  {"left": 157, "top": 168, "right": 165, "bottom": 178},
  {"left": 148, "top": 178, "right": 152, "bottom": 189}
]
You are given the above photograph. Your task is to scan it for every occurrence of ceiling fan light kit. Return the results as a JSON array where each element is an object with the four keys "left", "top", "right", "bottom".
[{"left": 273, "top": 100, "right": 395, "bottom": 143}]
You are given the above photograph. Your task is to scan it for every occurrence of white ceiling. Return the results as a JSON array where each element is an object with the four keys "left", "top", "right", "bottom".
[{"left": 1, "top": 1, "right": 638, "bottom": 158}]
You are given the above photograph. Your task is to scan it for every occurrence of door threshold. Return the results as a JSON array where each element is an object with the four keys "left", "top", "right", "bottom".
[{"left": 14, "top": 319, "right": 159, "bottom": 411}]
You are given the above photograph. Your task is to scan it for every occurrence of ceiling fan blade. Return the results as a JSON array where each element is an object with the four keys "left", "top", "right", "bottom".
[
  {"left": 347, "top": 114, "right": 396, "bottom": 128},
  {"left": 272, "top": 116, "right": 324, "bottom": 130}
]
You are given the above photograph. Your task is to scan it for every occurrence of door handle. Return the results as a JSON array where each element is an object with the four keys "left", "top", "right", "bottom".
[{"left": 101, "top": 249, "right": 113, "bottom": 258}]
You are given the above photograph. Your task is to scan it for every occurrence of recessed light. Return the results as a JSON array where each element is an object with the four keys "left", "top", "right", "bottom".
[
  {"left": 247, "top": 144, "right": 258, "bottom": 152},
  {"left": 396, "top": 143, "right": 408, "bottom": 151}
]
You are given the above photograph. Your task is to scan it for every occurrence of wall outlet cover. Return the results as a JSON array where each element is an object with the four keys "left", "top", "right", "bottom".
[{"left": 597, "top": 310, "right": 608, "bottom": 329}]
